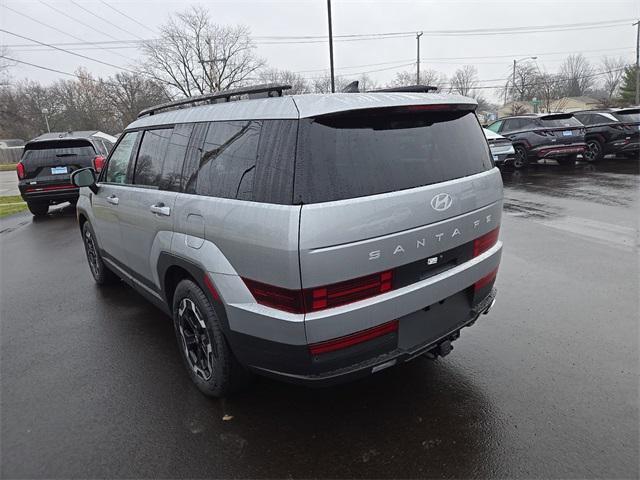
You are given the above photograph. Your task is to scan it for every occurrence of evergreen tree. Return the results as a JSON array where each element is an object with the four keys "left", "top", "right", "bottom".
[{"left": 619, "top": 65, "right": 639, "bottom": 104}]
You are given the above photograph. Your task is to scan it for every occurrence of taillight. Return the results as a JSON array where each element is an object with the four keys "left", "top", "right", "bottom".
[
  {"left": 243, "top": 269, "right": 395, "bottom": 314},
  {"left": 93, "top": 155, "right": 105, "bottom": 172},
  {"left": 242, "top": 279, "right": 305, "bottom": 314},
  {"left": 16, "top": 162, "right": 25, "bottom": 179},
  {"left": 306, "top": 270, "right": 393, "bottom": 311},
  {"left": 473, "top": 227, "right": 500, "bottom": 257},
  {"left": 309, "top": 320, "right": 399, "bottom": 356},
  {"left": 474, "top": 268, "right": 498, "bottom": 291}
]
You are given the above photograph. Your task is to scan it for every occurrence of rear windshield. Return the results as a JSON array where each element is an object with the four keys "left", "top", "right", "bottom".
[
  {"left": 613, "top": 112, "right": 640, "bottom": 123},
  {"left": 294, "top": 109, "right": 492, "bottom": 204},
  {"left": 22, "top": 140, "right": 95, "bottom": 162},
  {"left": 540, "top": 116, "right": 582, "bottom": 128}
]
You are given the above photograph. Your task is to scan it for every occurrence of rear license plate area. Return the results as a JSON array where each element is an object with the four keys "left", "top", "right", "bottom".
[{"left": 51, "top": 166, "right": 68, "bottom": 175}]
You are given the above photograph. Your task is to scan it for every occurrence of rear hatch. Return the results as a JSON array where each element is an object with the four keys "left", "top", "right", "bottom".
[
  {"left": 612, "top": 108, "right": 640, "bottom": 140},
  {"left": 296, "top": 106, "right": 502, "bottom": 295},
  {"left": 537, "top": 113, "right": 586, "bottom": 144},
  {"left": 20, "top": 139, "right": 97, "bottom": 187}
]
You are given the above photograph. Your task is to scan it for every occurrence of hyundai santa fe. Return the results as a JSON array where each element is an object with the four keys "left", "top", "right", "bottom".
[{"left": 71, "top": 84, "right": 503, "bottom": 397}]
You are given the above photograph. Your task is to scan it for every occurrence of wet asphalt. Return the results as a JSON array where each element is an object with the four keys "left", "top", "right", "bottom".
[{"left": 1, "top": 159, "right": 638, "bottom": 479}]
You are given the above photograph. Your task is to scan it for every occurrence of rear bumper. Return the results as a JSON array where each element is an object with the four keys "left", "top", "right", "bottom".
[
  {"left": 248, "top": 288, "right": 497, "bottom": 387},
  {"left": 223, "top": 241, "right": 502, "bottom": 386},
  {"left": 19, "top": 184, "right": 79, "bottom": 203},
  {"left": 532, "top": 143, "right": 586, "bottom": 159}
]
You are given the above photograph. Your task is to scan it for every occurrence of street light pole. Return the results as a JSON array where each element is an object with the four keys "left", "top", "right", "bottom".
[
  {"left": 416, "top": 32, "right": 423, "bottom": 84},
  {"left": 511, "top": 56, "right": 538, "bottom": 102},
  {"left": 327, "top": 0, "right": 335, "bottom": 93},
  {"left": 42, "top": 108, "right": 50, "bottom": 133}
]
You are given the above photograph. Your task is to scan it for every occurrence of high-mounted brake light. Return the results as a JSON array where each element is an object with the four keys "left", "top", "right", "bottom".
[
  {"left": 473, "top": 227, "right": 500, "bottom": 257},
  {"left": 309, "top": 320, "right": 399, "bottom": 356},
  {"left": 243, "top": 269, "right": 395, "bottom": 314},
  {"left": 93, "top": 155, "right": 105, "bottom": 172},
  {"left": 16, "top": 162, "right": 25, "bottom": 179}
]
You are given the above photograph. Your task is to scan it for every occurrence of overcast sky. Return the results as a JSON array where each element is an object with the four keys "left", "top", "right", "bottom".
[{"left": 1, "top": 0, "right": 638, "bottom": 102}]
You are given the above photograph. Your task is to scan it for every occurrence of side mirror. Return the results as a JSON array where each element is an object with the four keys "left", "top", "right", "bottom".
[{"left": 71, "top": 167, "right": 98, "bottom": 194}]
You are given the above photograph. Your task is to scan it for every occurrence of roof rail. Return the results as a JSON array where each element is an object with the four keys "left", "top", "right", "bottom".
[
  {"left": 137, "top": 83, "right": 291, "bottom": 118},
  {"left": 369, "top": 85, "right": 439, "bottom": 93}
]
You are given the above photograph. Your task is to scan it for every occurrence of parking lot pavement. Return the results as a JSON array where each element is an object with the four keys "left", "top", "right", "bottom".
[
  {"left": 0, "top": 170, "right": 19, "bottom": 196},
  {"left": 1, "top": 160, "right": 638, "bottom": 479}
]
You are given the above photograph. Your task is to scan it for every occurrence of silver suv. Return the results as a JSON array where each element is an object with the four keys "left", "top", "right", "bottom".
[{"left": 72, "top": 84, "right": 503, "bottom": 397}]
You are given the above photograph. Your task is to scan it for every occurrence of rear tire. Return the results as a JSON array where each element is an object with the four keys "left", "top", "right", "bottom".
[
  {"left": 584, "top": 139, "right": 603, "bottom": 162},
  {"left": 27, "top": 202, "right": 48, "bottom": 217},
  {"left": 172, "top": 279, "right": 251, "bottom": 397},
  {"left": 82, "top": 222, "right": 118, "bottom": 285},
  {"left": 513, "top": 146, "right": 528, "bottom": 169}
]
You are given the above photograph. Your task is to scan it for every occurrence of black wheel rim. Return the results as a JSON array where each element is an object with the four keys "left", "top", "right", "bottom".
[
  {"left": 178, "top": 298, "right": 215, "bottom": 381},
  {"left": 585, "top": 141, "right": 600, "bottom": 161},
  {"left": 514, "top": 148, "right": 526, "bottom": 168},
  {"left": 83, "top": 228, "right": 100, "bottom": 278}
]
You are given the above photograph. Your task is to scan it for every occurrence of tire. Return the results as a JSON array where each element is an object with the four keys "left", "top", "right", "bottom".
[
  {"left": 513, "top": 146, "right": 529, "bottom": 169},
  {"left": 27, "top": 202, "right": 48, "bottom": 217},
  {"left": 81, "top": 222, "right": 118, "bottom": 285},
  {"left": 584, "top": 139, "right": 603, "bottom": 162},
  {"left": 173, "top": 279, "right": 251, "bottom": 397}
]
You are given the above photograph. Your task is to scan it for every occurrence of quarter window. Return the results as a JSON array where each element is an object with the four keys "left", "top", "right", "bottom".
[
  {"left": 195, "top": 121, "right": 261, "bottom": 200},
  {"left": 104, "top": 131, "right": 138, "bottom": 184}
]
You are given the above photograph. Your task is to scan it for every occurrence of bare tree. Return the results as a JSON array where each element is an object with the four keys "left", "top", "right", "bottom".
[
  {"left": 534, "top": 71, "right": 565, "bottom": 113},
  {"left": 0, "top": 46, "right": 15, "bottom": 87},
  {"left": 600, "top": 56, "right": 627, "bottom": 102},
  {"left": 449, "top": 65, "right": 478, "bottom": 97},
  {"left": 559, "top": 54, "right": 595, "bottom": 97},
  {"left": 311, "top": 73, "right": 350, "bottom": 93},
  {"left": 142, "top": 6, "right": 264, "bottom": 97},
  {"left": 105, "top": 72, "right": 171, "bottom": 129},
  {"left": 504, "top": 63, "right": 539, "bottom": 101},
  {"left": 389, "top": 69, "right": 446, "bottom": 90},
  {"left": 257, "top": 68, "right": 309, "bottom": 94}
]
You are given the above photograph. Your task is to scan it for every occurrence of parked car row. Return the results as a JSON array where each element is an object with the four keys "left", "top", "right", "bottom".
[{"left": 484, "top": 107, "right": 639, "bottom": 169}]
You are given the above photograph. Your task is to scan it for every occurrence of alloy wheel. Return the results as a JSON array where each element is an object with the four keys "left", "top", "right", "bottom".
[
  {"left": 584, "top": 141, "right": 600, "bottom": 162},
  {"left": 513, "top": 147, "right": 527, "bottom": 169},
  {"left": 83, "top": 228, "right": 100, "bottom": 278},
  {"left": 178, "top": 298, "right": 215, "bottom": 381}
]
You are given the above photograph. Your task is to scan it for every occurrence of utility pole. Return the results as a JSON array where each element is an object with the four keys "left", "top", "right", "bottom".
[
  {"left": 327, "top": 0, "right": 335, "bottom": 93},
  {"left": 512, "top": 59, "right": 517, "bottom": 101},
  {"left": 200, "top": 38, "right": 227, "bottom": 92},
  {"left": 634, "top": 20, "right": 639, "bottom": 105},
  {"left": 41, "top": 108, "right": 50, "bottom": 133},
  {"left": 416, "top": 32, "right": 423, "bottom": 84}
]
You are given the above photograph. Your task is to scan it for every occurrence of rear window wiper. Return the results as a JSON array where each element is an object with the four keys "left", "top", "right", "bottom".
[{"left": 55, "top": 153, "right": 78, "bottom": 157}]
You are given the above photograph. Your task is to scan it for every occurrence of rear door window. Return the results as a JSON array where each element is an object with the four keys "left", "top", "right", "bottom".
[
  {"left": 133, "top": 128, "right": 173, "bottom": 188},
  {"left": 294, "top": 109, "right": 492, "bottom": 204},
  {"left": 195, "top": 120, "right": 261, "bottom": 200},
  {"left": 104, "top": 132, "right": 139, "bottom": 184}
]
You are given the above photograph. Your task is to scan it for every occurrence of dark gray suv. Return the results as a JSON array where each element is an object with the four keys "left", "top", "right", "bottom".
[{"left": 72, "top": 85, "right": 503, "bottom": 397}]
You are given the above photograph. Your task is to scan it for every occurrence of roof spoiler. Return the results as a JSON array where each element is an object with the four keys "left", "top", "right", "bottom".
[
  {"left": 616, "top": 107, "right": 640, "bottom": 115},
  {"left": 137, "top": 83, "right": 291, "bottom": 118},
  {"left": 540, "top": 112, "right": 575, "bottom": 120},
  {"left": 369, "top": 85, "right": 439, "bottom": 93}
]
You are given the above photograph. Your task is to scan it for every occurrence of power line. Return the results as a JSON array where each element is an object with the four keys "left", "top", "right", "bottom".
[
  {"left": 0, "top": 28, "right": 143, "bottom": 76},
  {"left": 1, "top": 4, "right": 89, "bottom": 44},
  {"left": 68, "top": 0, "right": 146, "bottom": 41},
  {"left": 98, "top": 0, "right": 157, "bottom": 35},
  {"left": 37, "top": 0, "right": 139, "bottom": 64}
]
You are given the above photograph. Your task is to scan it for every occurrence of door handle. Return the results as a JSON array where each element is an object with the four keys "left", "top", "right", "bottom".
[
  {"left": 150, "top": 203, "right": 171, "bottom": 216},
  {"left": 106, "top": 195, "right": 119, "bottom": 205}
]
